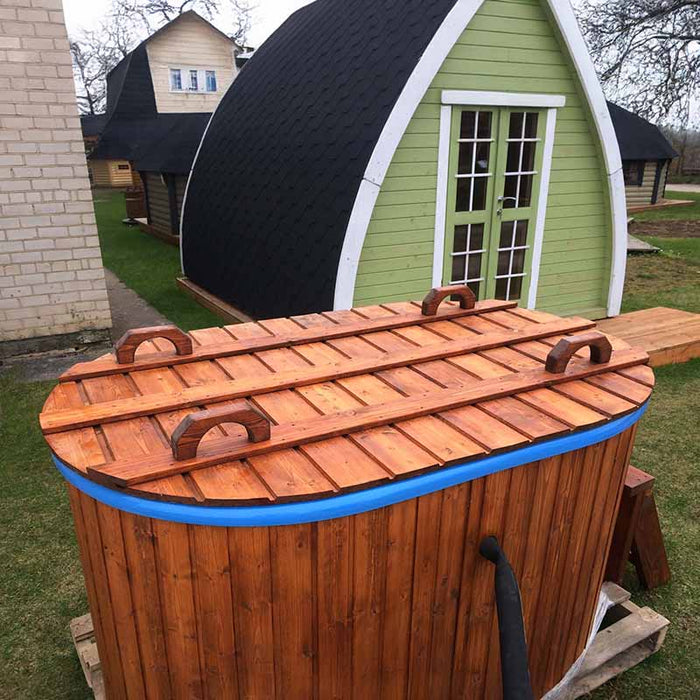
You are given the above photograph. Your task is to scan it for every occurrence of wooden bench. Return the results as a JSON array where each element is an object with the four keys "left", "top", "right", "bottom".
[{"left": 605, "top": 466, "right": 671, "bottom": 589}]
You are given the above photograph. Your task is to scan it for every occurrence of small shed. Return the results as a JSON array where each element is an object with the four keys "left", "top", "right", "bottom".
[
  {"left": 182, "top": 0, "right": 629, "bottom": 322},
  {"left": 133, "top": 113, "right": 210, "bottom": 241},
  {"left": 607, "top": 102, "right": 678, "bottom": 210}
]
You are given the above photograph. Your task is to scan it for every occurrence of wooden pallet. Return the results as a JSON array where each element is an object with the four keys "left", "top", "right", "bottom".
[
  {"left": 597, "top": 307, "right": 700, "bottom": 367},
  {"left": 69, "top": 613, "right": 105, "bottom": 700},
  {"left": 71, "top": 583, "right": 666, "bottom": 700},
  {"left": 568, "top": 582, "right": 669, "bottom": 698}
]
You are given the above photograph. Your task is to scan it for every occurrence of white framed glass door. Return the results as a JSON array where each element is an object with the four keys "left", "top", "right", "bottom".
[{"left": 443, "top": 106, "right": 546, "bottom": 302}]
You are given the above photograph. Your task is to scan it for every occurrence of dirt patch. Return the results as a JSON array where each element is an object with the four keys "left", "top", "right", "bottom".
[{"left": 629, "top": 220, "right": 700, "bottom": 238}]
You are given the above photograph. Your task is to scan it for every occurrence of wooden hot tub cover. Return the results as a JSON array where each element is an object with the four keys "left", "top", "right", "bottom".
[{"left": 41, "top": 286, "right": 654, "bottom": 507}]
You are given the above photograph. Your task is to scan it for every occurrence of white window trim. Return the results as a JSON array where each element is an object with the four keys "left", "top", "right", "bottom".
[
  {"left": 332, "top": 0, "right": 627, "bottom": 318},
  {"left": 432, "top": 97, "right": 559, "bottom": 310},
  {"left": 441, "top": 90, "right": 566, "bottom": 108},
  {"left": 168, "top": 67, "right": 218, "bottom": 93}
]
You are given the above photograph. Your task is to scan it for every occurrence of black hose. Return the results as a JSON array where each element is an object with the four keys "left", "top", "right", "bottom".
[{"left": 479, "top": 535, "right": 534, "bottom": 700}]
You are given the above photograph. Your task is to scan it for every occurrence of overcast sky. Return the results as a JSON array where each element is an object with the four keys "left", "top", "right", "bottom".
[{"left": 60, "top": 0, "right": 313, "bottom": 47}]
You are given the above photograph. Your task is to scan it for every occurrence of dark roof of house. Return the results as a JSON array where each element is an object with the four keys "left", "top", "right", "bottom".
[
  {"left": 134, "top": 113, "right": 211, "bottom": 173},
  {"left": 105, "top": 44, "right": 158, "bottom": 120},
  {"left": 90, "top": 113, "right": 210, "bottom": 173},
  {"left": 608, "top": 102, "right": 678, "bottom": 161},
  {"left": 181, "top": 0, "right": 461, "bottom": 320},
  {"left": 80, "top": 114, "right": 108, "bottom": 138}
]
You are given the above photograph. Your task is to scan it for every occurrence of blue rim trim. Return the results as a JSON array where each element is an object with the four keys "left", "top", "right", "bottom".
[{"left": 54, "top": 403, "right": 647, "bottom": 527}]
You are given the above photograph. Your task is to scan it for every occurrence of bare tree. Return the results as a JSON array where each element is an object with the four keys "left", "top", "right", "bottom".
[
  {"left": 70, "top": 18, "right": 137, "bottom": 114},
  {"left": 229, "top": 0, "right": 253, "bottom": 46},
  {"left": 575, "top": 0, "right": 700, "bottom": 124},
  {"left": 113, "top": 0, "right": 220, "bottom": 32}
]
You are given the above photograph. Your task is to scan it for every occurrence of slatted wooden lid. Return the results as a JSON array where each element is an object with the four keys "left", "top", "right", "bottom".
[{"left": 40, "top": 286, "right": 654, "bottom": 505}]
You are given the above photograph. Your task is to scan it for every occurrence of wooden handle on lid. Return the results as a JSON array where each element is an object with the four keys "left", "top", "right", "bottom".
[
  {"left": 421, "top": 285, "right": 476, "bottom": 316},
  {"left": 171, "top": 402, "right": 271, "bottom": 461},
  {"left": 114, "top": 325, "right": 193, "bottom": 364},
  {"left": 545, "top": 331, "right": 613, "bottom": 373}
]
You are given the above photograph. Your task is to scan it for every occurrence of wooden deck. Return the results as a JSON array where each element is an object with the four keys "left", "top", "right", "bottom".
[{"left": 597, "top": 307, "right": 700, "bottom": 367}]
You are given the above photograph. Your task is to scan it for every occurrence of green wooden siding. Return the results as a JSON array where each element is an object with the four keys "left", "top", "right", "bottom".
[{"left": 354, "top": 0, "right": 611, "bottom": 319}]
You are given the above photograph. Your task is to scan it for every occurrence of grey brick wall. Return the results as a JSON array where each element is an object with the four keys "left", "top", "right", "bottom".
[{"left": 0, "top": 0, "right": 112, "bottom": 344}]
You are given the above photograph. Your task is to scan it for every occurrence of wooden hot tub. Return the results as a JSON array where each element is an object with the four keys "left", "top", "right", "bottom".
[{"left": 40, "top": 286, "right": 653, "bottom": 699}]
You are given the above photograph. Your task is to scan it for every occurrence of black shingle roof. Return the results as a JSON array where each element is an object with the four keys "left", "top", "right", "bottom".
[
  {"left": 608, "top": 102, "right": 678, "bottom": 161},
  {"left": 80, "top": 114, "right": 108, "bottom": 138},
  {"left": 181, "top": 0, "right": 460, "bottom": 320},
  {"left": 134, "top": 113, "right": 211, "bottom": 174},
  {"left": 90, "top": 113, "right": 210, "bottom": 173},
  {"left": 105, "top": 44, "right": 157, "bottom": 121}
]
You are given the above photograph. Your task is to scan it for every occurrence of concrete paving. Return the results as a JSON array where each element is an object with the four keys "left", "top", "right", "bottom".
[
  {"left": 628, "top": 234, "right": 660, "bottom": 253},
  {"left": 2, "top": 270, "right": 170, "bottom": 382},
  {"left": 665, "top": 183, "right": 700, "bottom": 193}
]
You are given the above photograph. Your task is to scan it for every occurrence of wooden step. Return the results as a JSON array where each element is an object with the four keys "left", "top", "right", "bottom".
[{"left": 597, "top": 307, "right": 700, "bottom": 367}]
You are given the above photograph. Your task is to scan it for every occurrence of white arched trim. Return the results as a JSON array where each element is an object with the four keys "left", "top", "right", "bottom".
[
  {"left": 333, "top": 0, "right": 485, "bottom": 310},
  {"left": 548, "top": 0, "right": 627, "bottom": 317},
  {"left": 333, "top": 0, "right": 627, "bottom": 318}
]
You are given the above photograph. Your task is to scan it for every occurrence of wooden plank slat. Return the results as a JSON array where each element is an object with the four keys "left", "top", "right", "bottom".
[
  {"left": 59, "top": 300, "right": 518, "bottom": 382},
  {"left": 42, "top": 317, "right": 595, "bottom": 434},
  {"left": 86, "top": 348, "right": 650, "bottom": 489}
]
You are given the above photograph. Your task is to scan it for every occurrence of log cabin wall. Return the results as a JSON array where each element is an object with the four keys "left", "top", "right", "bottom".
[
  {"left": 143, "top": 172, "right": 175, "bottom": 237},
  {"left": 625, "top": 161, "right": 662, "bottom": 208},
  {"left": 67, "top": 425, "right": 635, "bottom": 700}
]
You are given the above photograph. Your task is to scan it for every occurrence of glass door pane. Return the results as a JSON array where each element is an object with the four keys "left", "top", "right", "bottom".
[
  {"left": 443, "top": 108, "right": 498, "bottom": 298},
  {"left": 485, "top": 109, "right": 545, "bottom": 301}
]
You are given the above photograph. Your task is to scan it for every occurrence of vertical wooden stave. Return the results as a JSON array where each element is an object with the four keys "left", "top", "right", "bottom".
[
  {"left": 67, "top": 486, "right": 128, "bottom": 699},
  {"left": 426, "top": 482, "right": 472, "bottom": 699},
  {"left": 572, "top": 426, "right": 638, "bottom": 659},
  {"left": 528, "top": 449, "right": 586, "bottom": 695},
  {"left": 316, "top": 517, "right": 354, "bottom": 699},
  {"left": 482, "top": 462, "right": 539, "bottom": 700},
  {"left": 560, "top": 434, "right": 623, "bottom": 671},
  {"left": 228, "top": 526, "right": 276, "bottom": 699},
  {"left": 351, "top": 508, "right": 388, "bottom": 699},
  {"left": 406, "top": 491, "right": 444, "bottom": 699},
  {"left": 152, "top": 519, "right": 204, "bottom": 699},
  {"left": 463, "top": 469, "right": 513, "bottom": 698},
  {"left": 270, "top": 523, "right": 315, "bottom": 700},
  {"left": 190, "top": 525, "right": 239, "bottom": 698},
  {"left": 93, "top": 500, "right": 147, "bottom": 698},
  {"left": 450, "top": 477, "right": 486, "bottom": 697},
  {"left": 379, "top": 498, "right": 418, "bottom": 699},
  {"left": 120, "top": 510, "right": 172, "bottom": 699},
  {"left": 544, "top": 439, "right": 608, "bottom": 687}
]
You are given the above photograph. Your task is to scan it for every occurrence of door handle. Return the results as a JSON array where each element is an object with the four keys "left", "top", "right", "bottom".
[{"left": 497, "top": 196, "right": 517, "bottom": 216}]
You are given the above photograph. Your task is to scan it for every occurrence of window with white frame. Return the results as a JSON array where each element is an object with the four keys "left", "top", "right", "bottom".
[
  {"left": 503, "top": 112, "right": 539, "bottom": 209},
  {"left": 169, "top": 68, "right": 218, "bottom": 93},
  {"left": 495, "top": 220, "right": 529, "bottom": 301},
  {"left": 450, "top": 223, "right": 486, "bottom": 298},
  {"left": 170, "top": 68, "right": 182, "bottom": 91},
  {"left": 455, "top": 110, "right": 493, "bottom": 212},
  {"left": 206, "top": 70, "right": 217, "bottom": 92}
]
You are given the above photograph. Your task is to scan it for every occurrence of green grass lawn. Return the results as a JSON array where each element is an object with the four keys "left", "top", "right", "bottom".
[
  {"left": 0, "top": 190, "right": 698, "bottom": 698},
  {"left": 94, "top": 188, "right": 222, "bottom": 330},
  {"left": 622, "top": 235, "right": 700, "bottom": 314}
]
